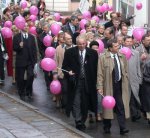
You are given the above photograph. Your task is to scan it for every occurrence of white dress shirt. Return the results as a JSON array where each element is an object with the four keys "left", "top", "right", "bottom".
[
  {"left": 110, "top": 52, "right": 121, "bottom": 81},
  {"left": 22, "top": 33, "right": 28, "bottom": 39}
]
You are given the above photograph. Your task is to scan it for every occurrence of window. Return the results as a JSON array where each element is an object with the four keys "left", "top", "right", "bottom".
[{"left": 71, "top": 0, "right": 80, "bottom": 2}]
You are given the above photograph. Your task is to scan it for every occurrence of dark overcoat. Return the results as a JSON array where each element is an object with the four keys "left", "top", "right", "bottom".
[
  {"left": 62, "top": 46, "right": 98, "bottom": 116},
  {"left": 13, "top": 33, "right": 37, "bottom": 67},
  {"left": 140, "top": 61, "right": 150, "bottom": 112}
]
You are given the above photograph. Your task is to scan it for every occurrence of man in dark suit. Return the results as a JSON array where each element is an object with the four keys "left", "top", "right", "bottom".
[
  {"left": 62, "top": 35, "right": 98, "bottom": 131},
  {"left": 0, "top": 33, "right": 7, "bottom": 85},
  {"left": 62, "top": 15, "right": 80, "bottom": 44},
  {"left": 13, "top": 23, "right": 37, "bottom": 100},
  {"left": 104, "top": 12, "right": 118, "bottom": 29},
  {"left": 102, "top": 27, "right": 114, "bottom": 49}
]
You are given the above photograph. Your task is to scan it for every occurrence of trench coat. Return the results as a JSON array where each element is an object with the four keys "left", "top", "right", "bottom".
[{"left": 97, "top": 50, "right": 130, "bottom": 119}]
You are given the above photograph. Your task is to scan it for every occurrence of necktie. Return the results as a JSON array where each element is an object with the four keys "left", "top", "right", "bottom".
[
  {"left": 72, "top": 26, "right": 75, "bottom": 34},
  {"left": 80, "top": 51, "right": 85, "bottom": 78},
  {"left": 25, "top": 34, "right": 27, "bottom": 39},
  {"left": 114, "top": 55, "right": 119, "bottom": 81}
]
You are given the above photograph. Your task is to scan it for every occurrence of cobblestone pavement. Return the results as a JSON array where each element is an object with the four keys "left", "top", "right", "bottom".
[
  {"left": 1, "top": 68, "right": 150, "bottom": 138},
  {"left": 0, "top": 92, "right": 92, "bottom": 138}
]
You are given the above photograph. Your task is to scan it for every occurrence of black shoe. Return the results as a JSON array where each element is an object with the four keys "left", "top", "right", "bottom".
[
  {"left": 76, "top": 121, "right": 86, "bottom": 131},
  {"left": 20, "top": 96, "right": 25, "bottom": 101},
  {"left": 148, "top": 119, "right": 150, "bottom": 125},
  {"left": 28, "top": 95, "right": 33, "bottom": 100},
  {"left": 104, "top": 128, "right": 111, "bottom": 134},
  {"left": 131, "top": 115, "right": 141, "bottom": 122},
  {"left": 120, "top": 129, "right": 129, "bottom": 135},
  {"left": 89, "top": 114, "right": 94, "bottom": 123},
  {"left": 76, "top": 124, "right": 86, "bottom": 131}
]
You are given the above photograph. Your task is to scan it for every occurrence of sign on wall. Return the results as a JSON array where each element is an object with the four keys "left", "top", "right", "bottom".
[{"left": 79, "top": 0, "right": 90, "bottom": 13}]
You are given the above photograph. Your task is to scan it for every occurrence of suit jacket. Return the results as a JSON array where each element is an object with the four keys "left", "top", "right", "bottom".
[
  {"left": 128, "top": 49, "right": 142, "bottom": 104},
  {"left": 102, "top": 37, "right": 109, "bottom": 49},
  {"left": 104, "top": 20, "right": 113, "bottom": 29},
  {"left": 62, "top": 46, "right": 98, "bottom": 116},
  {"left": 13, "top": 33, "right": 37, "bottom": 67},
  {"left": 62, "top": 22, "right": 80, "bottom": 44},
  {"left": 0, "top": 33, "right": 7, "bottom": 58}
]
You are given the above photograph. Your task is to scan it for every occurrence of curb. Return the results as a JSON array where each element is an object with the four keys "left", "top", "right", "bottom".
[{"left": 0, "top": 90, "right": 93, "bottom": 138}]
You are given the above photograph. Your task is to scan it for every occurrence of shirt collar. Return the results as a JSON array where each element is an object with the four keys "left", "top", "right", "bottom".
[
  {"left": 110, "top": 52, "right": 117, "bottom": 58},
  {"left": 79, "top": 49, "right": 86, "bottom": 55}
]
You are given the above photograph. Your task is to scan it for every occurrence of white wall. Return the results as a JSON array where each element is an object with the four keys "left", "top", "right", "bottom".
[
  {"left": 134, "top": 0, "right": 148, "bottom": 27},
  {"left": 45, "top": 0, "right": 69, "bottom": 11}
]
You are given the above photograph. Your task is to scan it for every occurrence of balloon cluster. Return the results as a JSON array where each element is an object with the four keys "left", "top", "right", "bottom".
[{"left": 40, "top": 33, "right": 61, "bottom": 94}]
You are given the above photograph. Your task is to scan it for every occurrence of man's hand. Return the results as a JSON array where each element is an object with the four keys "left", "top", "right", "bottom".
[
  {"left": 141, "top": 53, "right": 147, "bottom": 60},
  {"left": 19, "top": 42, "right": 23, "bottom": 48},
  {"left": 68, "top": 70, "right": 75, "bottom": 76},
  {"left": 53, "top": 74, "right": 58, "bottom": 80},
  {"left": 97, "top": 89, "right": 104, "bottom": 96}
]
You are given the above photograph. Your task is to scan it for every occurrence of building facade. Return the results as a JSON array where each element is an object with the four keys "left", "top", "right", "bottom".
[{"left": 113, "top": 0, "right": 150, "bottom": 27}]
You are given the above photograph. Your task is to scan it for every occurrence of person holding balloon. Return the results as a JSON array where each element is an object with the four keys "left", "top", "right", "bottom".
[
  {"left": 89, "top": 40, "right": 103, "bottom": 121},
  {"left": 97, "top": 38, "right": 130, "bottom": 135},
  {"left": 53, "top": 32, "right": 74, "bottom": 108},
  {"left": 124, "top": 36, "right": 142, "bottom": 122},
  {"left": 62, "top": 35, "right": 98, "bottom": 131},
  {"left": 13, "top": 23, "right": 37, "bottom": 101}
]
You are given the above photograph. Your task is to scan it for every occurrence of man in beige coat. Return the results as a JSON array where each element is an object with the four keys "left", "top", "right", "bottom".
[
  {"left": 97, "top": 38, "right": 130, "bottom": 135},
  {"left": 53, "top": 32, "right": 75, "bottom": 108}
]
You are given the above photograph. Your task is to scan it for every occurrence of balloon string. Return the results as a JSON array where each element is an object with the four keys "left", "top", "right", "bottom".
[
  {"left": 100, "top": 93, "right": 104, "bottom": 97},
  {"left": 57, "top": 67, "right": 69, "bottom": 73}
]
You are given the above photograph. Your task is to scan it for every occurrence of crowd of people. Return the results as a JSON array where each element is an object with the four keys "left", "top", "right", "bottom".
[{"left": 0, "top": 0, "right": 150, "bottom": 135}]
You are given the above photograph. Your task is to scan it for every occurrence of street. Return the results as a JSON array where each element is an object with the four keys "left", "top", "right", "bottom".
[{"left": 1, "top": 67, "right": 150, "bottom": 138}]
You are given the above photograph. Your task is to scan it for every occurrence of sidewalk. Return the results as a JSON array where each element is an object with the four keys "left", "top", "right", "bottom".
[{"left": 0, "top": 91, "right": 92, "bottom": 138}]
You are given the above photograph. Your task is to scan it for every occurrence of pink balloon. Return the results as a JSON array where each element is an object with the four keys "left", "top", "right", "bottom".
[
  {"left": 29, "top": 15, "right": 37, "bottom": 22},
  {"left": 120, "top": 47, "right": 132, "bottom": 60},
  {"left": 43, "top": 35, "right": 52, "bottom": 47},
  {"left": 21, "top": 1, "right": 27, "bottom": 9},
  {"left": 82, "top": 11, "right": 91, "bottom": 20},
  {"left": 96, "top": 5, "right": 105, "bottom": 13},
  {"left": 14, "top": 16, "right": 26, "bottom": 30},
  {"left": 102, "top": 96, "right": 116, "bottom": 109},
  {"left": 92, "top": 16, "right": 100, "bottom": 23},
  {"left": 79, "top": 19, "right": 88, "bottom": 29},
  {"left": 1, "top": 27, "right": 13, "bottom": 38},
  {"left": 54, "top": 13, "right": 61, "bottom": 21},
  {"left": 102, "top": 3, "right": 109, "bottom": 12},
  {"left": 133, "top": 28, "right": 145, "bottom": 41},
  {"left": 29, "top": 26, "right": 37, "bottom": 35},
  {"left": 30, "top": 6, "right": 38, "bottom": 15},
  {"left": 136, "top": 2, "right": 142, "bottom": 10},
  {"left": 108, "top": 5, "right": 113, "bottom": 11},
  {"left": 80, "top": 29, "right": 86, "bottom": 34},
  {"left": 41, "top": 58, "right": 57, "bottom": 71},
  {"left": 96, "top": 39, "right": 104, "bottom": 53},
  {"left": 50, "top": 23, "right": 61, "bottom": 36},
  {"left": 50, "top": 80, "right": 61, "bottom": 95},
  {"left": 45, "top": 47, "right": 56, "bottom": 58},
  {"left": 4, "top": 21, "right": 12, "bottom": 28}
]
